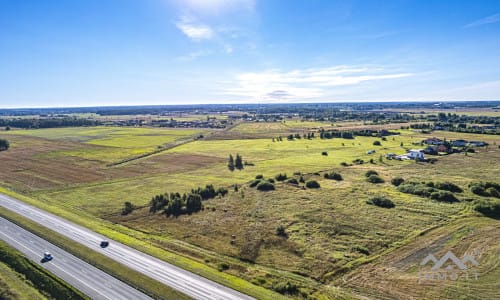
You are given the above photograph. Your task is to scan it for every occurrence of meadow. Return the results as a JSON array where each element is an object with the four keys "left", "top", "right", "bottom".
[{"left": 0, "top": 123, "right": 499, "bottom": 299}]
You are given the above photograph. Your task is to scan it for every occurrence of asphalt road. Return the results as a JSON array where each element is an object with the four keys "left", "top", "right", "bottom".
[
  {"left": 0, "top": 216, "right": 152, "bottom": 300},
  {"left": 0, "top": 193, "right": 255, "bottom": 300}
]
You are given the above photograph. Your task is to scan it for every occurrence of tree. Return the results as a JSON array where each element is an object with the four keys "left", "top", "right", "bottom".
[
  {"left": 228, "top": 154, "right": 235, "bottom": 171},
  {"left": 121, "top": 202, "right": 134, "bottom": 215},
  {"left": 186, "top": 193, "right": 202, "bottom": 213},
  {"left": 0, "top": 139, "right": 9, "bottom": 151},
  {"left": 235, "top": 154, "right": 244, "bottom": 170}
]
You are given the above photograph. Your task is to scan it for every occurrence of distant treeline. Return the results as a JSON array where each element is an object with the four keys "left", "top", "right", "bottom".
[
  {"left": 0, "top": 117, "right": 100, "bottom": 129},
  {"left": 319, "top": 129, "right": 399, "bottom": 139}
]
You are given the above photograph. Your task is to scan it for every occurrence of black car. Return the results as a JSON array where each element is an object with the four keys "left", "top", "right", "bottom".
[{"left": 100, "top": 240, "right": 109, "bottom": 248}]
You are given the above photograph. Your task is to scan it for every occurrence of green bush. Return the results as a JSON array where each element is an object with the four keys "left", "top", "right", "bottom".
[
  {"left": 373, "top": 140, "right": 381, "bottom": 146},
  {"left": 249, "top": 179, "right": 262, "bottom": 188},
  {"left": 474, "top": 199, "right": 500, "bottom": 219},
  {"left": 391, "top": 177, "right": 405, "bottom": 186},
  {"left": 305, "top": 180, "right": 320, "bottom": 188},
  {"left": 430, "top": 191, "right": 458, "bottom": 202},
  {"left": 486, "top": 187, "right": 500, "bottom": 198},
  {"left": 257, "top": 182, "right": 275, "bottom": 191},
  {"left": 366, "top": 196, "right": 395, "bottom": 208},
  {"left": 434, "top": 182, "right": 463, "bottom": 193},
  {"left": 352, "top": 158, "right": 364, "bottom": 165},
  {"left": 287, "top": 178, "right": 299, "bottom": 184},
  {"left": 367, "top": 175, "right": 384, "bottom": 184},
  {"left": 324, "top": 172, "right": 343, "bottom": 181},
  {"left": 276, "top": 225, "right": 287, "bottom": 237},
  {"left": 365, "top": 170, "right": 379, "bottom": 177},
  {"left": 275, "top": 173, "right": 288, "bottom": 181},
  {"left": 272, "top": 281, "right": 298, "bottom": 295},
  {"left": 352, "top": 245, "right": 370, "bottom": 255},
  {"left": 255, "top": 174, "right": 264, "bottom": 179}
]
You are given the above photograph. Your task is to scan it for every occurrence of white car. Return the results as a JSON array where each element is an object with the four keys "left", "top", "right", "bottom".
[{"left": 43, "top": 251, "right": 53, "bottom": 261}]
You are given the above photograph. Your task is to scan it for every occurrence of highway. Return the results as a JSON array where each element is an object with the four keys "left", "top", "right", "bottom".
[
  {"left": 0, "top": 193, "right": 255, "bottom": 300},
  {"left": 0, "top": 216, "right": 152, "bottom": 300}
]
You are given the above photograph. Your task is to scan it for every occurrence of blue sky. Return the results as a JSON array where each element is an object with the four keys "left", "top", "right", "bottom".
[{"left": 1, "top": 0, "right": 500, "bottom": 108}]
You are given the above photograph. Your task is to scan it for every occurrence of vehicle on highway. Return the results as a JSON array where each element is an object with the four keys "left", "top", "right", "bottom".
[
  {"left": 41, "top": 251, "right": 53, "bottom": 262},
  {"left": 100, "top": 240, "right": 109, "bottom": 248}
]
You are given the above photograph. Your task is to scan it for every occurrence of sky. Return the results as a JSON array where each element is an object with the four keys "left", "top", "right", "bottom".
[{"left": 1, "top": 0, "right": 500, "bottom": 108}]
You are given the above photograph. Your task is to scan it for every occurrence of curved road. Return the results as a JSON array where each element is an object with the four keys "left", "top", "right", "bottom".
[
  {"left": 0, "top": 216, "right": 152, "bottom": 300},
  {"left": 0, "top": 193, "right": 255, "bottom": 300}
]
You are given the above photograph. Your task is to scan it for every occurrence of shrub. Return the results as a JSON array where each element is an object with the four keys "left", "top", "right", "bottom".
[
  {"left": 486, "top": 187, "right": 500, "bottom": 198},
  {"left": 340, "top": 162, "right": 349, "bottom": 167},
  {"left": 466, "top": 148, "right": 475, "bottom": 153},
  {"left": 287, "top": 178, "right": 299, "bottom": 184},
  {"left": 121, "top": 202, "right": 134, "bottom": 215},
  {"left": 272, "top": 281, "right": 298, "bottom": 295},
  {"left": 255, "top": 174, "right": 264, "bottom": 179},
  {"left": 305, "top": 180, "right": 320, "bottom": 188},
  {"left": 434, "top": 182, "right": 463, "bottom": 193},
  {"left": 373, "top": 140, "right": 382, "bottom": 146},
  {"left": 275, "top": 173, "right": 288, "bottom": 181},
  {"left": 430, "top": 191, "right": 458, "bottom": 203},
  {"left": 398, "top": 183, "right": 436, "bottom": 197},
  {"left": 366, "top": 196, "right": 395, "bottom": 208},
  {"left": 267, "top": 178, "right": 275, "bottom": 183},
  {"left": 367, "top": 175, "right": 384, "bottom": 184},
  {"left": 470, "top": 185, "right": 487, "bottom": 196},
  {"left": 352, "top": 245, "right": 370, "bottom": 255},
  {"left": 276, "top": 225, "right": 287, "bottom": 237},
  {"left": 217, "top": 263, "right": 230, "bottom": 271},
  {"left": 365, "top": 170, "right": 378, "bottom": 177},
  {"left": 474, "top": 199, "right": 500, "bottom": 219},
  {"left": 0, "top": 139, "right": 9, "bottom": 151},
  {"left": 391, "top": 177, "right": 405, "bottom": 186},
  {"left": 324, "top": 172, "right": 343, "bottom": 181},
  {"left": 257, "top": 182, "right": 275, "bottom": 191},
  {"left": 249, "top": 179, "right": 262, "bottom": 188},
  {"left": 321, "top": 151, "right": 328, "bottom": 156},
  {"left": 352, "top": 158, "right": 364, "bottom": 165},
  {"left": 299, "top": 176, "right": 305, "bottom": 183}
]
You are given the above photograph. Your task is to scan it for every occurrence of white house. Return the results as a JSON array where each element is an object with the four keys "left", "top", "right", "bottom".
[{"left": 407, "top": 149, "right": 425, "bottom": 160}]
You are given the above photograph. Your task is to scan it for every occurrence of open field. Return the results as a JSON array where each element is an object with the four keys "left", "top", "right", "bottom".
[{"left": 1, "top": 123, "right": 499, "bottom": 299}]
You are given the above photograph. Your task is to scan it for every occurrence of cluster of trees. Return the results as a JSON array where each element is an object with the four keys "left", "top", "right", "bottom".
[
  {"left": 228, "top": 154, "right": 244, "bottom": 171},
  {"left": 397, "top": 181, "right": 461, "bottom": 202},
  {"left": 149, "top": 184, "right": 228, "bottom": 217},
  {"left": 0, "top": 139, "right": 9, "bottom": 151},
  {"left": 0, "top": 117, "right": 99, "bottom": 129}
]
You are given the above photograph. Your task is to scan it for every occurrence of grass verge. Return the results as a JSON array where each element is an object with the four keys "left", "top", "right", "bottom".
[
  {"left": 0, "top": 239, "right": 87, "bottom": 300},
  {"left": 0, "top": 206, "right": 190, "bottom": 300}
]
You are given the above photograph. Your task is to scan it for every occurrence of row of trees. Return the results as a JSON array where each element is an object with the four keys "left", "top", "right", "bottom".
[
  {"left": 228, "top": 154, "right": 244, "bottom": 171},
  {"left": 0, "top": 117, "right": 99, "bottom": 129}
]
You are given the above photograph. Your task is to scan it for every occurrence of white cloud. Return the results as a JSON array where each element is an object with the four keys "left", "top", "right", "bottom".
[
  {"left": 224, "top": 66, "right": 413, "bottom": 101},
  {"left": 176, "top": 17, "right": 214, "bottom": 40},
  {"left": 464, "top": 13, "right": 500, "bottom": 28}
]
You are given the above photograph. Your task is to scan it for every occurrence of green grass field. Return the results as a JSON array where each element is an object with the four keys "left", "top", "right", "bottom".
[{"left": 1, "top": 124, "right": 499, "bottom": 299}]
